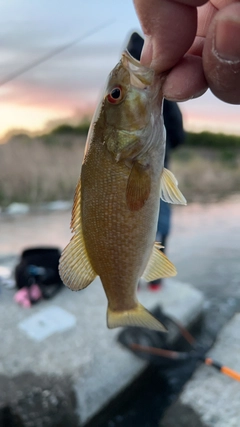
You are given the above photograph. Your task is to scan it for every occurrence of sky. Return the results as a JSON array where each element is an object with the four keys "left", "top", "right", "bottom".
[{"left": 0, "top": 0, "right": 240, "bottom": 141}]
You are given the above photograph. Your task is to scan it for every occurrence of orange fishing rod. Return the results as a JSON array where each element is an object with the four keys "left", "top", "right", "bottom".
[
  {"left": 204, "top": 357, "right": 240, "bottom": 382},
  {"left": 130, "top": 342, "right": 240, "bottom": 382},
  {"left": 119, "top": 306, "right": 240, "bottom": 382}
]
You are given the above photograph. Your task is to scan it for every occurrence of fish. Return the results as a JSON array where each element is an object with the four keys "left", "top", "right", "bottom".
[{"left": 59, "top": 50, "right": 186, "bottom": 332}]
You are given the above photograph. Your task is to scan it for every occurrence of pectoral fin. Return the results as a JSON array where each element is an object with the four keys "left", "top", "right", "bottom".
[
  {"left": 126, "top": 161, "right": 151, "bottom": 211},
  {"left": 107, "top": 302, "right": 167, "bottom": 332},
  {"left": 142, "top": 242, "right": 177, "bottom": 282},
  {"left": 160, "top": 168, "right": 187, "bottom": 205},
  {"left": 59, "top": 178, "right": 97, "bottom": 291}
]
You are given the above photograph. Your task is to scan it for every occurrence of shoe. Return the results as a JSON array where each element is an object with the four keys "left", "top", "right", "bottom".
[{"left": 148, "top": 280, "right": 162, "bottom": 291}]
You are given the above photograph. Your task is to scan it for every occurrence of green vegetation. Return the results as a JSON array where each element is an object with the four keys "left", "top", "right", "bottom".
[
  {"left": 49, "top": 120, "right": 90, "bottom": 136},
  {"left": 185, "top": 131, "right": 240, "bottom": 149},
  {"left": 46, "top": 127, "right": 240, "bottom": 149},
  {"left": 5, "top": 125, "right": 240, "bottom": 149},
  {"left": 41, "top": 120, "right": 90, "bottom": 146}
]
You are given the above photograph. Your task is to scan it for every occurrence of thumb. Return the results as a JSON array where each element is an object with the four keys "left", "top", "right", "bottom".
[
  {"left": 134, "top": 0, "right": 198, "bottom": 73},
  {"left": 203, "top": 3, "right": 240, "bottom": 104}
]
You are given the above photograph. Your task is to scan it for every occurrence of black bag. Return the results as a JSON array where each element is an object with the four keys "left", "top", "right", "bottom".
[{"left": 15, "top": 247, "right": 63, "bottom": 299}]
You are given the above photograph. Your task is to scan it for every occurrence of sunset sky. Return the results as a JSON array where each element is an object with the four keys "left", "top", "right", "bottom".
[{"left": 0, "top": 0, "right": 240, "bottom": 141}]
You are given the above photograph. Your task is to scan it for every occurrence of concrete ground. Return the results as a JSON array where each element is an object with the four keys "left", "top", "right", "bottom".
[
  {"left": 1, "top": 196, "right": 240, "bottom": 426},
  {"left": 0, "top": 261, "right": 203, "bottom": 426}
]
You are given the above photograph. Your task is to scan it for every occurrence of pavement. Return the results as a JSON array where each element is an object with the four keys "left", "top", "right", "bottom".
[
  {"left": 0, "top": 269, "right": 203, "bottom": 426},
  {"left": 160, "top": 313, "right": 240, "bottom": 427},
  {"left": 1, "top": 197, "right": 240, "bottom": 426}
]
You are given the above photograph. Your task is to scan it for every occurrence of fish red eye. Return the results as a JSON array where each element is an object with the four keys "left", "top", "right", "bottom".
[{"left": 107, "top": 86, "right": 122, "bottom": 104}]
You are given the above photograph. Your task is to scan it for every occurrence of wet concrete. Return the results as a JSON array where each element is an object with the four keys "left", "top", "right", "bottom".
[
  {"left": 0, "top": 373, "right": 78, "bottom": 427},
  {"left": 0, "top": 275, "right": 203, "bottom": 426},
  {"left": 170, "top": 313, "right": 240, "bottom": 427},
  {"left": 160, "top": 402, "right": 208, "bottom": 427}
]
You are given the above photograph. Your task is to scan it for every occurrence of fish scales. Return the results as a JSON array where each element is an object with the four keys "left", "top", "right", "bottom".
[{"left": 82, "top": 122, "right": 163, "bottom": 312}]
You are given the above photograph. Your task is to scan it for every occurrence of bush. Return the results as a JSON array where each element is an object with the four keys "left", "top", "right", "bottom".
[
  {"left": 185, "top": 132, "right": 240, "bottom": 149},
  {"left": 50, "top": 121, "right": 90, "bottom": 137}
]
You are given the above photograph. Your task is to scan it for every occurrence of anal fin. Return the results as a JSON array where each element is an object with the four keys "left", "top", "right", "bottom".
[
  {"left": 107, "top": 302, "right": 167, "bottom": 332},
  {"left": 59, "top": 178, "right": 97, "bottom": 291},
  {"left": 142, "top": 242, "right": 177, "bottom": 282}
]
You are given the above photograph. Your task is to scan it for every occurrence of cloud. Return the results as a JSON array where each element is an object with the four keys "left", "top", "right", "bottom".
[
  {"left": 181, "top": 91, "right": 240, "bottom": 135},
  {"left": 0, "top": 0, "right": 142, "bottom": 138},
  {"left": 1, "top": 0, "right": 240, "bottom": 139},
  {"left": 0, "top": 41, "right": 120, "bottom": 109}
]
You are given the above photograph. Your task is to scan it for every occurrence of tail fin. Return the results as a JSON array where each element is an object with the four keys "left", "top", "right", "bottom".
[{"left": 107, "top": 303, "right": 167, "bottom": 332}]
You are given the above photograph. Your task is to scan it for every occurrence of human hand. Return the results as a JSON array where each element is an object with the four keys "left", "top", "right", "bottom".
[{"left": 134, "top": 0, "right": 240, "bottom": 104}]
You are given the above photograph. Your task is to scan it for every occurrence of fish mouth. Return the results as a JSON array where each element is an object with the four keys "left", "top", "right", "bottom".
[{"left": 122, "top": 50, "right": 154, "bottom": 89}]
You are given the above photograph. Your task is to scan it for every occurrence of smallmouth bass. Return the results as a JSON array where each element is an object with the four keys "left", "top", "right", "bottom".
[{"left": 59, "top": 50, "right": 186, "bottom": 332}]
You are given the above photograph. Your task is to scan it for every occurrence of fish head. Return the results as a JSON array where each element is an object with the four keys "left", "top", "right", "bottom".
[{"left": 103, "top": 50, "right": 163, "bottom": 161}]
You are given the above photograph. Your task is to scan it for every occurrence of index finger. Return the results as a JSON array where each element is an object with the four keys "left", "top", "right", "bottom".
[{"left": 134, "top": 0, "right": 207, "bottom": 72}]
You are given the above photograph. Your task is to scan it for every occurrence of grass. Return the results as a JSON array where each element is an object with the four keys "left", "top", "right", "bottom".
[
  {"left": 0, "top": 132, "right": 240, "bottom": 207},
  {"left": 171, "top": 147, "right": 240, "bottom": 203},
  {"left": 0, "top": 135, "right": 86, "bottom": 207}
]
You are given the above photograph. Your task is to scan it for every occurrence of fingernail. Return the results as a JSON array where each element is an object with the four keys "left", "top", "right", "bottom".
[
  {"left": 140, "top": 36, "right": 153, "bottom": 66},
  {"left": 215, "top": 16, "right": 240, "bottom": 62}
]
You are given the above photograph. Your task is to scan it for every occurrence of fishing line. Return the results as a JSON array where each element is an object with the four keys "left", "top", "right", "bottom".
[{"left": 0, "top": 20, "right": 114, "bottom": 88}]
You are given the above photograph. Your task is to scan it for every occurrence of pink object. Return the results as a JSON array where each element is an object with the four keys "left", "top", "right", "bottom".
[
  {"left": 21, "top": 298, "right": 32, "bottom": 308},
  {"left": 14, "top": 284, "right": 42, "bottom": 308},
  {"left": 29, "top": 284, "right": 42, "bottom": 301},
  {"left": 14, "top": 287, "right": 31, "bottom": 308}
]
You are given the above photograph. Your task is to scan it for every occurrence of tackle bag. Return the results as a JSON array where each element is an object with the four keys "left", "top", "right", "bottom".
[{"left": 15, "top": 247, "right": 63, "bottom": 299}]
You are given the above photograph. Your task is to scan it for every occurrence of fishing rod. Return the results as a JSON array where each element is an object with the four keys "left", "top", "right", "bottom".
[
  {"left": 129, "top": 323, "right": 240, "bottom": 383},
  {"left": 0, "top": 20, "right": 113, "bottom": 88}
]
